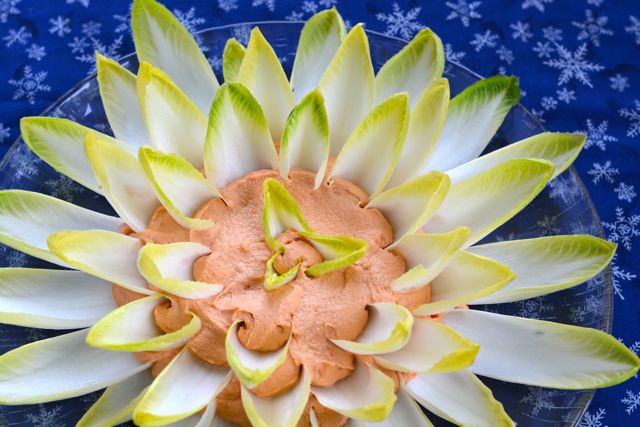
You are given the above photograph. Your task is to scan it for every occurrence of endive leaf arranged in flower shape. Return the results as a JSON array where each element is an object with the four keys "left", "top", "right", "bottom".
[
  {"left": 425, "top": 75, "right": 521, "bottom": 172},
  {"left": 444, "top": 309, "right": 640, "bottom": 389},
  {"left": 374, "top": 28, "right": 444, "bottom": 107},
  {"left": 406, "top": 369, "right": 514, "bottom": 427},
  {"left": 262, "top": 178, "right": 311, "bottom": 252},
  {"left": 222, "top": 38, "right": 245, "bottom": 83},
  {"left": 0, "top": 329, "right": 149, "bottom": 404},
  {"left": 238, "top": 27, "right": 296, "bottom": 142},
  {"left": 299, "top": 231, "right": 368, "bottom": 277},
  {"left": 469, "top": 235, "right": 616, "bottom": 304},
  {"left": 96, "top": 53, "right": 149, "bottom": 148},
  {"left": 47, "top": 230, "right": 152, "bottom": 295},
  {"left": 412, "top": 251, "right": 515, "bottom": 316},
  {"left": 312, "top": 360, "right": 396, "bottom": 422},
  {"left": 330, "top": 93, "right": 409, "bottom": 196},
  {"left": 137, "top": 62, "right": 208, "bottom": 169},
  {"left": 264, "top": 252, "right": 301, "bottom": 291},
  {"left": 279, "top": 90, "right": 330, "bottom": 189},
  {"left": 139, "top": 147, "right": 220, "bottom": 230},
  {"left": 133, "top": 348, "right": 231, "bottom": 426},
  {"left": 375, "top": 318, "right": 479, "bottom": 373},
  {"left": 0, "top": 268, "right": 116, "bottom": 329},
  {"left": 160, "top": 400, "right": 221, "bottom": 427},
  {"left": 368, "top": 171, "right": 450, "bottom": 247},
  {"left": 318, "top": 24, "right": 374, "bottom": 155},
  {"left": 332, "top": 303, "right": 414, "bottom": 355},
  {"left": 390, "top": 227, "right": 470, "bottom": 292},
  {"left": 347, "top": 388, "right": 435, "bottom": 427},
  {"left": 137, "top": 242, "right": 223, "bottom": 299},
  {"left": 241, "top": 368, "right": 311, "bottom": 427},
  {"left": 0, "top": 190, "right": 123, "bottom": 267},
  {"left": 204, "top": 83, "right": 279, "bottom": 188},
  {"left": 85, "top": 132, "right": 159, "bottom": 232},
  {"left": 132, "top": 0, "right": 218, "bottom": 114},
  {"left": 423, "top": 159, "right": 555, "bottom": 246},
  {"left": 226, "top": 320, "right": 290, "bottom": 388}
]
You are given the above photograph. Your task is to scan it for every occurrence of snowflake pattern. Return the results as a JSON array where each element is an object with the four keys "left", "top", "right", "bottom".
[
  {"left": 0, "top": 123, "right": 10, "bottom": 143},
  {"left": 603, "top": 207, "right": 640, "bottom": 251},
  {"left": 610, "top": 74, "right": 630, "bottom": 92},
  {"left": 542, "top": 25, "right": 563, "bottom": 42},
  {"left": 252, "top": 0, "right": 275, "bottom": 12},
  {"left": 556, "top": 87, "right": 576, "bottom": 103},
  {"left": 496, "top": 45, "right": 514, "bottom": 64},
  {"left": 533, "top": 41, "right": 554, "bottom": 58},
  {"left": 376, "top": 3, "right": 422, "bottom": 40},
  {"left": 44, "top": 175, "right": 85, "bottom": 202},
  {"left": 622, "top": 390, "right": 640, "bottom": 414},
  {"left": 544, "top": 43, "right": 604, "bottom": 87},
  {"left": 610, "top": 254, "right": 634, "bottom": 300},
  {"left": 470, "top": 30, "right": 499, "bottom": 52},
  {"left": 0, "top": 0, "right": 20, "bottom": 23},
  {"left": 588, "top": 161, "right": 619, "bottom": 184},
  {"left": 8, "top": 65, "right": 51, "bottom": 104},
  {"left": 522, "top": 0, "right": 554, "bottom": 13},
  {"left": 511, "top": 21, "right": 533, "bottom": 42},
  {"left": 572, "top": 9, "right": 613, "bottom": 47},
  {"left": 579, "top": 408, "right": 607, "bottom": 427},
  {"left": 3, "top": 26, "right": 30, "bottom": 47},
  {"left": 626, "top": 16, "right": 640, "bottom": 46},
  {"left": 536, "top": 215, "right": 560, "bottom": 236},
  {"left": 74, "top": 35, "right": 124, "bottom": 74},
  {"left": 26, "top": 43, "right": 46, "bottom": 61},
  {"left": 48, "top": 16, "right": 71, "bottom": 37},
  {"left": 218, "top": 0, "right": 238, "bottom": 12},
  {"left": 25, "top": 404, "right": 63, "bottom": 427},
  {"left": 619, "top": 100, "right": 640, "bottom": 138},
  {"left": 615, "top": 183, "right": 637, "bottom": 203},
  {"left": 67, "top": 0, "right": 89, "bottom": 7},
  {"left": 579, "top": 119, "right": 617, "bottom": 151},
  {"left": 520, "top": 386, "right": 560, "bottom": 415},
  {"left": 173, "top": 7, "right": 208, "bottom": 52},
  {"left": 446, "top": 0, "right": 482, "bottom": 27},
  {"left": 548, "top": 172, "right": 581, "bottom": 203}
]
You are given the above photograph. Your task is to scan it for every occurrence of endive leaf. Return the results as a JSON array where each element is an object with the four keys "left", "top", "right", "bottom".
[
  {"left": 423, "top": 159, "right": 554, "bottom": 246},
  {"left": 330, "top": 93, "right": 409, "bottom": 196},
  {"left": 347, "top": 388, "right": 434, "bottom": 427},
  {"left": 262, "top": 178, "right": 311, "bottom": 252},
  {"left": 332, "top": 303, "right": 413, "bottom": 355},
  {"left": 318, "top": 24, "right": 374, "bottom": 155},
  {"left": 469, "top": 235, "right": 616, "bottom": 304},
  {"left": 159, "top": 400, "right": 219, "bottom": 427},
  {"left": 0, "top": 268, "right": 115, "bottom": 329},
  {"left": 279, "top": 90, "right": 330, "bottom": 189},
  {"left": 222, "top": 38, "right": 245, "bottom": 83},
  {"left": 204, "top": 83, "right": 279, "bottom": 188},
  {"left": 0, "top": 329, "right": 149, "bottom": 404},
  {"left": 264, "top": 251, "right": 301, "bottom": 291},
  {"left": 0, "top": 190, "right": 123, "bottom": 267},
  {"left": 132, "top": 0, "right": 219, "bottom": 114},
  {"left": 237, "top": 27, "right": 295, "bottom": 142},
  {"left": 137, "top": 242, "right": 222, "bottom": 299},
  {"left": 425, "top": 75, "right": 521, "bottom": 172},
  {"left": 139, "top": 147, "right": 220, "bottom": 230},
  {"left": 299, "top": 231, "right": 368, "bottom": 277}
]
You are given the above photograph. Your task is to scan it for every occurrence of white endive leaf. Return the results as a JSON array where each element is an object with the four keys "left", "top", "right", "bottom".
[
  {"left": 157, "top": 400, "right": 219, "bottom": 427},
  {"left": 85, "top": 132, "right": 159, "bottom": 232},
  {"left": 469, "top": 235, "right": 616, "bottom": 304},
  {"left": 330, "top": 93, "right": 409, "bottom": 196},
  {"left": 444, "top": 309, "right": 640, "bottom": 389},
  {"left": 132, "top": 0, "right": 219, "bottom": 114},
  {"left": 425, "top": 75, "right": 521, "bottom": 172},
  {"left": 347, "top": 388, "right": 434, "bottom": 427},
  {"left": 204, "top": 83, "right": 279, "bottom": 188},
  {"left": 0, "top": 190, "right": 123, "bottom": 267},
  {"left": 279, "top": 90, "right": 330, "bottom": 189},
  {"left": 318, "top": 24, "right": 374, "bottom": 155},
  {"left": 137, "top": 242, "right": 222, "bottom": 299},
  {"left": 0, "top": 268, "right": 115, "bottom": 329},
  {"left": 0, "top": 329, "right": 149, "bottom": 404},
  {"left": 368, "top": 171, "right": 450, "bottom": 247},
  {"left": 423, "top": 159, "right": 554, "bottom": 246},
  {"left": 299, "top": 231, "right": 368, "bottom": 278},
  {"left": 47, "top": 229, "right": 152, "bottom": 295},
  {"left": 406, "top": 370, "right": 514, "bottom": 427},
  {"left": 262, "top": 178, "right": 311, "bottom": 252},
  {"left": 96, "top": 53, "right": 149, "bottom": 148},
  {"left": 222, "top": 38, "right": 245, "bottom": 83},
  {"left": 332, "top": 303, "right": 413, "bottom": 355}
]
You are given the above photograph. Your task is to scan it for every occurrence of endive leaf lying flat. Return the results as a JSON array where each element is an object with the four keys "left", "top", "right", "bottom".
[
  {"left": 137, "top": 62, "right": 208, "bottom": 169},
  {"left": 374, "top": 28, "right": 444, "bottom": 107},
  {"left": 137, "top": 242, "right": 222, "bottom": 299},
  {"left": 406, "top": 369, "right": 514, "bottom": 427},
  {"left": 264, "top": 252, "right": 301, "bottom": 291},
  {"left": 241, "top": 368, "right": 311, "bottom": 427},
  {"left": 469, "top": 235, "right": 616, "bottom": 304},
  {"left": 96, "top": 53, "right": 149, "bottom": 148},
  {"left": 134, "top": 348, "right": 230, "bottom": 426},
  {"left": 318, "top": 24, "right": 374, "bottom": 156},
  {"left": 139, "top": 147, "right": 219, "bottom": 230},
  {"left": 347, "top": 388, "right": 434, "bottom": 427},
  {"left": 85, "top": 132, "right": 159, "bottom": 233},
  {"left": 332, "top": 303, "right": 414, "bottom": 355},
  {"left": 299, "top": 231, "right": 368, "bottom": 277},
  {"left": 0, "top": 329, "right": 149, "bottom": 404},
  {"left": 47, "top": 230, "right": 152, "bottom": 295},
  {"left": 412, "top": 251, "right": 514, "bottom": 316},
  {"left": 312, "top": 360, "right": 396, "bottom": 422},
  {"left": 330, "top": 93, "right": 409, "bottom": 197},
  {"left": 444, "top": 309, "right": 640, "bottom": 389},
  {"left": 160, "top": 400, "right": 219, "bottom": 427},
  {"left": 226, "top": 320, "right": 290, "bottom": 388},
  {"left": 390, "top": 227, "right": 470, "bottom": 292},
  {"left": 425, "top": 75, "right": 521, "bottom": 172},
  {"left": 204, "top": 83, "right": 279, "bottom": 188},
  {"left": 375, "top": 318, "right": 479, "bottom": 373},
  {"left": 0, "top": 190, "right": 123, "bottom": 267},
  {"left": 238, "top": 27, "right": 295, "bottom": 142},
  {"left": 368, "top": 171, "right": 450, "bottom": 248},
  {"left": 262, "top": 178, "right": 311, "bottom": 252},
  {"left": 279, "top": 90, "right": 330, "bottom": 189},
  {"left": 423, "top": 159, "right": 555, "bottom": 247},
  {"left": 132, "top": 0, "right": 219, "bottom": 114},
  {"left": 222, "top": 38, "right": 245, "bottom": 83},
  {"left": 447, "top": 132, "right": 586, "bottom": 184},
  {"left": 0, "top": 268, "right": 115, "bottom": 329}
]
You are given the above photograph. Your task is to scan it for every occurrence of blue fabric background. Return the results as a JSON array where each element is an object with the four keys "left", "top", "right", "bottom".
[{"left": 0, "top": 0, "right": 638, "bottom": 425}]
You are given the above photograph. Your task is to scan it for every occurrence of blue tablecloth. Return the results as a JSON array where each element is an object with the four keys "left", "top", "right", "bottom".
[{"left": 0, "top": 0, "right": 638, "bottom": 425}]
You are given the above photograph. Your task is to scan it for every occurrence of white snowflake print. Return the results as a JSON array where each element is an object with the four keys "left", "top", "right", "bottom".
[
  {"left": 25, "top": 404, "right": 63, "bottom": 427},
  {"left": 530, "top": 107, "right": 546, "bottom": 123},
  {"left": 541, "top": 96, "right": 557, "bottom": 111},
  {"left": 286, "top": 10, "right": 304, "bottom": 21},
  {"left": 610, "top": 74, "right": 630, "bottom": 92},
  {"left": 548, "top": 173, "right": 581, "bottom": 203},
  {"left": 444, "top": 43, "right": 466, "bottom": 63},
  {"left": 520, "top": 386, "right": 559, "bottom": 415},
  {"left": 74, "top": 35, "right": 124, "bottom": 74},
  {"left": 586, "top": 0, "right": 604, "bottom": 6},
  {"left": 626, "top": 16, "right": 640, "bottom": 46},
  {"left": 12, "top": 145, "right": 40, "bottom": 181},
  {"left": 630, "top": 340, "right": 640, "bottom": 355},
  {"left": 579, "top": 407, "right": 607, "bottom": 427},
  {"left": 49, "top": 16, "right": 71, "bottom": 37},
  {"left": 517, "top": 297, "right": 555, "bottom": 320},
  {"left": 544, "top": 43, "right": 604, "bottom": 87},
  {"left": 556, "top": 87, "right": 576, "bottom": 103},
  {"left": 81, "top": 20, "right": 102, "bottom": 37},
  {"left": 68, "top": 36, "right": 89, "bottom": 54},
  {"left": 209, "top": 55, "right": 222, "bottom": 71},
  {"left": 0, "top": 0, "right": 20, "bottom": 23},
  {"left": 445, "top": 0, "right": 481, "bottom": 27},
  {"left": 578, "top": 119, "right": 617, "bottom": 151},
  {"left": 67, "top": 0, "right": 89, "bottom": 6},
  {"left": 496, "top": 45, "right": 514, "bottom": 64},
  {"left": 622, "top": 390, "right": 640, "bottom": 414},
  {"left": 26, "top": 43, "right": 46, "bottom": 61},
  {"left": 45, "top": 175, "right": 85, "bottom": 202},
  {"left": 536, "top": 215, "right": 560, "bottom": 236},
  {"left": 470, "top": 30, "right": 499, "bottom": 52},
  {"left": 113, "top": 9, "right": 132, "bottom": 34},
  {"left": 603, "top": 207, "right": 640, "bottom": 251},
  {"left": 218, "top": 0, "right": 238, "bottom": 12},
  {"left": 3, "top": 26, "right": 30, "bottom": 47},
  {"left": 0, "top": 123, "right": 10, "bottom": 143},
  {"left": 619, "top": 100, "right": 640, "bottom": 138},
  {"left": 572, "top": 9, "right": 613, "bottom": 47},
  {"left": 611, "top": 254, "right": 634, "bottom": 300},
  {"left": 232, "top": 24, "right": 251, "bottom": 45},
  {"left": 300, "top": 1, "right": 318, "bottom": 15},
  {"left": 615, "top": 183, "right": 637, "bottom": 203},
  {"left": 252, "top": 0, "right": 275, "bottom": 12},
  {"left": 542, "top": 26, "right": 563, "bottom": 42},
  {"left": 521, "top": 0, "right": 554, "bottom": 13},
  {"left": 588, "top": 161, "right": 619, "bottom": 184},
  {"left": 511, "top": 21, "right": 533, "bottom": 42},
  {"left": 376, "top": 3, "right": 422, "bottom": 40},
  {"left": 173, "top": 7, "right": 208, "bottom": 52},
  {"left": 533, "top": 41, "right": 554, "bottom": 58},
  {"left": 8, "top": 65, "right": 51, "bottom": 105}
]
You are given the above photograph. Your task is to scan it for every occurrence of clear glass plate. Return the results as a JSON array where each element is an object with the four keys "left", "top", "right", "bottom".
[{"left": 0, "top": 22, "right": 611, "bottom": 427}]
